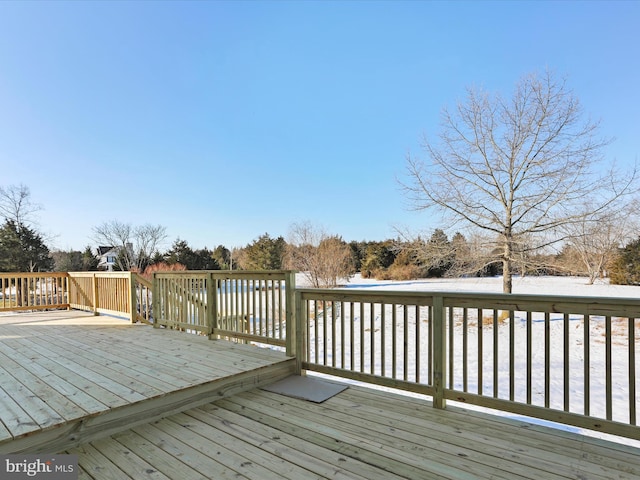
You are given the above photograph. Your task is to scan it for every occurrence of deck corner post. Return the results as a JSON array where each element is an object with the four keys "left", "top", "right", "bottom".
[
  {"left": 293, "top": 288, "right": 306, "bottom": 376},
  {"left": 433, "top": 295, "right": 446, "bottom": 409},
  {"left": 64, "top": 273, "right": 71, "bottom": 311},
  {"left": 285, "top": 271, "right": 296, "bottom": 359},
  {"left": 207, "top": 272, "right": 218, "bottom": 339},
  {"left": 128, "top": 272, "right": 137, "bottom": 323},
  {"left": 91, "top": 273, "right": 99, "bottom": 316}
]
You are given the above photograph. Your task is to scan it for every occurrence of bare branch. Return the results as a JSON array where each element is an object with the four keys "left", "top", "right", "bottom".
[
  {"left": 0, "top": 184, "right": 42, "bottom": 227},
  {"left": 284, "top": 221, "right": 354, "bottom": 287},
  {"left": 401, "top": 70, "right": 637, "bottom": 292},
  {"left": 92, "top": 220, "right": 167, "bottom": 272}
]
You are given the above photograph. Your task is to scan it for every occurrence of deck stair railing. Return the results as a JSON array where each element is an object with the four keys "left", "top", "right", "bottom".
[
  {"left": 295, "top": 288, "right": 640, "bottom": 441},
  {"left": 67, "top": 272, "right": 152, "bottom": 323},
  {"left": 133, "top": 274, "right": 153, "bottom": 323}
]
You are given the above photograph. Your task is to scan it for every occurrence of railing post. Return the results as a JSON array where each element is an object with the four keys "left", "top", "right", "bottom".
[
  {"left": 64, "top": 275, "right": 70, "bottom": 310},
  {"left": 207, "top": 272, "right": 217, "bottom": 338},
  {"left": 294, "top": 289, "right": 306, "bottom": 376},
  {"left": 152, "top": 273, "right": 159, "bottom": 328},
  {"left": 432, "top": 294, "right": 446, "bottom": 409},
  {"left": 284, "top": 271, "right": 296, "bottom": 358},
  {"left": 91, "top": 273, "right": 99, "bottom": 316},
  {"left": 128, "top": 273, "right": 137, "bottom": 323}
]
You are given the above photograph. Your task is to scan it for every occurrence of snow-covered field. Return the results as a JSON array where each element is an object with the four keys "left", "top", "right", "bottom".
[
  {"left": 337, "top": 273, "right": 640, "bottom": 298},
  {"left": 300, "top": 274, "right": 640, "bottom": 447}
]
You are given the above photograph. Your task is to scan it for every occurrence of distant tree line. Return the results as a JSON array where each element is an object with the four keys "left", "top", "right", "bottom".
[
  {"left": 3, "top": 179, "right": 640, "bottom": 289},
  {"left": 39, "top": 226, "right": 640, "bottom": 287},
  {"left": 4, "top": 71, "right": 640, "bottom": 292}
]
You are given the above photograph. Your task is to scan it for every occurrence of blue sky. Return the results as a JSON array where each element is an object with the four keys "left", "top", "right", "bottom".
[{"left": 0, "top": 1, "right": 638, "bottom": 252}]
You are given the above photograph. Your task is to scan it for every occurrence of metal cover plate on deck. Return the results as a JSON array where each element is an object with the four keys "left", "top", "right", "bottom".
[{"left": 260, "top": 376, "right": 348, "bottom": 403}]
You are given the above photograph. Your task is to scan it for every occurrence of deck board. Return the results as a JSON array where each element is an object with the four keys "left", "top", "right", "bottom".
[
  {"left": 225, "top": 389, "right": 529, "bottom": 480},
  {"left": 69, "top": 382, "right": 640, "bottom": 480},
  {"left": 337, "top": 386, "right": 639, "bottom": 476},
  {"left": 0, "top": 310, "right": 294, "bottom": 453},
  {"left": 183, "top": 406, "right": 401, "bottom": 480},
  {"left": 2, "top": 310, "right": 639, "bottom": 479}
]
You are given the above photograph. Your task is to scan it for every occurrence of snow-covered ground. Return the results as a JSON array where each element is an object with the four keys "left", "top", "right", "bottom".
[
  {"left": 300, "top": 274, "right": 640, "bottom": 447},
  {"left": 335, "top": 273, "right": 640, "bottom": 298}
]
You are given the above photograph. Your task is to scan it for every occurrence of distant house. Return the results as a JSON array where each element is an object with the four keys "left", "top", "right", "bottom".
[{"left": 97, "top": 246, "right": 118, "bottom": 271}]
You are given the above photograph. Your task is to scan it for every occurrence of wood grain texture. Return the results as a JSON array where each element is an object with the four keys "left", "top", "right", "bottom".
[
  {"left": 69, "top": 381, "right": 640, "bottom": 480},
  {"left": 0, "top": 310, "right": 293, "bottom": 453}
]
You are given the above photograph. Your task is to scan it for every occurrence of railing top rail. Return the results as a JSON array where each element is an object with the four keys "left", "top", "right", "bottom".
[
  {"left": 154, "top": 270, "right": 294, "bottom": 280},
  {"left": 154, "top": 271, "right": 210, "bottom": 279},
  {"left": 296, "top": 287, "right": 640, "bottom": 315},
  {"left": 0, "top": 272, "right": 69, "bottom": 278},
  {"left": 132, "top": 273, "right": 153, "bottom": 290},
  {"left": 296, "top": 286, "right": 640, "bottom": 305},
  {"left": 68, "top": 272, "right": 131, "bottom": 278}
]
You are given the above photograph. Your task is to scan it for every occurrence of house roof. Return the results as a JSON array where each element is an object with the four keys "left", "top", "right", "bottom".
[{"left": 97, "top": 246, "right": 116, "bottom": 255}]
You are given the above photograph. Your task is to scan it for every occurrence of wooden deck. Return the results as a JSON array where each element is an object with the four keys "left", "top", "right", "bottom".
[
  {"left": 1, "top": 310, "right": 639, "bottom": 479},
  {"left": 68, "top": 381, "right": 640, "bottom": 480},
  {"left": 0, "top": 310, "right": 295, "bottom": 453}
]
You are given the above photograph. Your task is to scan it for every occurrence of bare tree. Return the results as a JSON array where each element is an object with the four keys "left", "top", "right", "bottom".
[
  {"left": 0, "top": 184, "right": 41, "bottom": 227},
  {"left": 558, "top": 201, "right": 639, "bottom": 284},
  {"left": 285, "top": 221, "right": 354, "bottom": 288},
  {"left": 92, "top": 220, "right": 167, "bottom": 272},
  {"left": 438, "top": 230, "right": 502, "bottom": 277},
  {"left": 403, "top": 70, "right": 636, "bottom": 293}
]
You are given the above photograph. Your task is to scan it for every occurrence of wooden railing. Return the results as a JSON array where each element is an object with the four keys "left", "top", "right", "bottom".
[
  {"left": 0, "top": 271, "right": 151, "bottom": 323},
  {"left": 295, "top": 288, "right": 640, "bottom": 440},
  {"left": 153, "top": 271, "right": 295, "bottom": 351},
  {"left": 68, "top": 272, "right": 152, "bottom": 323},
  {"left": 0, "top": 272, "right": 70, "bottom": 311},
  {"left": 4, "top": 269, "right": 639, "bottom": 440},
  {"left": 134, "top": 274, "right": 153, "bottom": 324}
]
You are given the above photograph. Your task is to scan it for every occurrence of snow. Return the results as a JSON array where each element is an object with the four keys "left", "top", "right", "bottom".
[
  {"left": 300, "top": 274, "right": 640, "bottom": 448},
  {"left": 337, "top": 273, "right": 640, "bottom": 298}
]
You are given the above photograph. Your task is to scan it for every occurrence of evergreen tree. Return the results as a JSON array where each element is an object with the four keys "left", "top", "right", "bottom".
[
  {"left": 193, "top": 248, "right": 219, "bottom": 270},
  {"left": 360, "top": 241, "right": 396, "bottom": 278},
  {"left": 212, "top": 245, "right": 231, "bottom": 270},
  {"left": 0, "top": 220, "right": 53, "bottom": 272},
  {"left": 450, "top": 232, "right": 468, "bottom": 270},
  {"left": 165, "top": 239, "right": 198, "bottom": 268},
  {"left": 164, "top": 239, "right": 219, "bottom": 270},
  {"left": 82, "top": 246, "right": 99, "bottom": 271},
  {"left": 348, "top": 241, "right": 365, "bottom": 272},
  {"left": 425, "top": 229, "right": 452, "bottom": 277},
  {"left": 242, "top": 234, "right": 286, "bottom": 270},
  {"left": 609, "top": 238, "right": 640, "bottom": 285}
]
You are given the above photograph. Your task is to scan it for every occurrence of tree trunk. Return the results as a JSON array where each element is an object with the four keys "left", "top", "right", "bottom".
[
  {"left": 503, "top": 258, "right": 512, "bottom": 294},
  {"left": 503, "top": 236, "right": 513, "bottom": 293}
]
